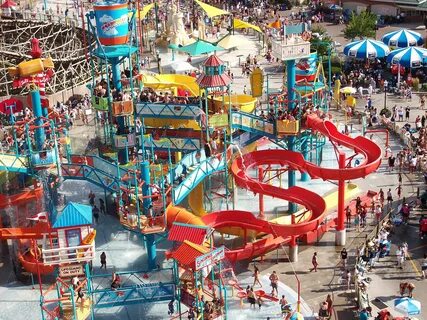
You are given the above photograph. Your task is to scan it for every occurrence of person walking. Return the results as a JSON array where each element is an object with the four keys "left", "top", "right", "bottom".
[
  {"left": 355, "top": 212, "right": 361, "bottom": 232},
  {"left": 168, "top": 299, "right": 175, "bottom": 315},
  {"left": 345, "top": 206, "right": 352, "bottom": 227},
  {"left": 100, "top": 252, "right": 107, "bottom": 269},
  {"left": 326, "top": 294, "right": 333, "bottom": 318},
  {"left": 310, "top": 252, "right": 318, "bottom": 272},
  {"left": 99, "top": 198, "right": 106, "bottom": 215},
  {"left": 346, "top": 269, "right": 352, "bottom": 290},
  {"left": 269, "top": 271, "right": 279, "bottom": 297},
  {"left": 405, "top": 105, "right": 410, "bottom": 121},
  {"left": 421, "top": 253, "right": 427, "bottom": 279},
  {"left": 340, "top": 248, "right": 348, "bottom": 268},
  {"left": 253, "top": 264, "right": 262, "bottom": 287},
  {"left": 386, "top": 188, "right": 393, "bottom": 206},
  {"left": 93, "top": 205, "right": 100, "bottom": 225},
  {"left": 378, "top": 188, "right": 385, "bottom": 207},
  {"left": 396, "top": 185, "right": 402, "bottom": 199},
  {"left": 88, "top": 190, "right": 95, "bottom": 206}
]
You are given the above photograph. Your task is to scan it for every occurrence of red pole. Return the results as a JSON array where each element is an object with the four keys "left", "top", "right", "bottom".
[
  {"left": 337, "top": 152, "right": 346, "bottom": 233},
  {"left": 258, "top": 167, "right": 264, "bottom": 218}
]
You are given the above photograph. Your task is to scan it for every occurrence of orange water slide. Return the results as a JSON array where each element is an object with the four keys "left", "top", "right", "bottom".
[
  {"left": 167, "top": 115, "right": 382, "bottom": 261},
  {"left": 0, "top": 187, "right": 43, "bottom": 209}
]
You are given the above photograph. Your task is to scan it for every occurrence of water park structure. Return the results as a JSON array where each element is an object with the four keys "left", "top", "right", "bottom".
[{"left": 0, "top": 1, "right": 384, "bottom": 319}]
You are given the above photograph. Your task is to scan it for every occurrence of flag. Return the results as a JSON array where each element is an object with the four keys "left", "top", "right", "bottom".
[{"left": 27, "top": 211, "right": 48, "bottom": 222}]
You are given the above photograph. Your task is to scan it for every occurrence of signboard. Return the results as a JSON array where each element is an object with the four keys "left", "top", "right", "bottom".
[
  {"left": 271, "top": 40, "right": 310, "bottom": 61},
  {"left": 195, "top": 246, "right": 225, "bottom": 271},
  {"left": 59, "top": 264, "right": 84, "bottom": 277}
]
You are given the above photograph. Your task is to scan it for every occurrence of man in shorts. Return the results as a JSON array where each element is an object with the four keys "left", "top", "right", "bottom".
[{"left": 269, "top": 270, "right": 279, "bottom": 297}]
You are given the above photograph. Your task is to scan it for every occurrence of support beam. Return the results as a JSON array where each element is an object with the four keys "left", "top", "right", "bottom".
[{"left": 335, "top": 152, "right": 346, "bottom": 246}]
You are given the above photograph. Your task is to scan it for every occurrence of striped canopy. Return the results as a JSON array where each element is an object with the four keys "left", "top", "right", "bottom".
[
  {"left": 381, "top": 29, "right": 424, "bottom": 48},
  {"left": 343, "top": 39, "right": 390, "bottom": 59},
  {"left": 387, "top": 46, "right": 427, "bottom": 68}
]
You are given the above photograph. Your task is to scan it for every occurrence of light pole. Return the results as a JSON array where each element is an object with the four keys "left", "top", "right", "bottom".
[{"left": 384, "top": 79, "right": 388, "bottom": 109}]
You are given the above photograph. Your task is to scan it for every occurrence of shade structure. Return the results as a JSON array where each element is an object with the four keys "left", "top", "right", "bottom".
[
  {"left": 381, "top": 29, "right": 424, "bottom": 48},
  {"left": 195, "top": 0, "right": 230, "bottom": 18},
  {"left": 169, "top": 61, "right": 197, "bottom": 73},
  {"left": 176, "top": 39, "right": 224, "bottom": 56},
  {"left": 343, "top": 39, "right": 390, "bottom": 59},
  {"left": 394, "top": 297, "right": 421, "bottom": 315},
  {"left": 387, "top": 46, "right": 427, "bottom": 68},
  {"left": 217, "top": 34, "right": 250, "bottom": 50},
  {"left": 233, "top": 18, "right": 262, "bottom": 33},
  {"left": 135, "top": 3, "right": 155, "bottom": 20},
  {"left": 1, "top": 0, "right": 16, "bottom": 8}
]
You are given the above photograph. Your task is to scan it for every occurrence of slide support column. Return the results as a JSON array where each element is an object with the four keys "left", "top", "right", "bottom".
[
  {"left": 31, "top": 89, "right": 46, "bottom": 151},
  {"left": 287, "top": 59, "right": 297, "bottom": 213},
  {"left": 289, "top": 215, "right": 298, "bottom": 262},
  {"left": 336, "top": 152, "right": 346, "bottom": 246},
  {"left": 141, "top": 161, "right": 156, "bottom": 269}
]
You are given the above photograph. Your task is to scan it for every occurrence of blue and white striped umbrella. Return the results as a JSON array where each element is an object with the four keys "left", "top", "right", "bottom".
[
  {"left": 394, "top": 297, "right": 421, "bottom": 315},
  {"left": 381, "top": 29, "right": 424, "bottom": 48},
  {"left": 343, "top": 39, "right": 390, "bottom": 59},
  {"left": 387, "top": 46, "right": 427, "bottom": 68}
]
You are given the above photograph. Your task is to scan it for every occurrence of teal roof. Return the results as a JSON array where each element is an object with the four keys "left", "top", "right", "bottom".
[{"left": 53, "top": 202, "right": 92, "bottom": 228}]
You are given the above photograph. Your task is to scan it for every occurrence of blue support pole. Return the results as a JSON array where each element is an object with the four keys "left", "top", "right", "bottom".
[
  {"left": 141, "top": 161, "right": 156, "bottom": 269},
  {"left": 31, "top": 89, "right": 46, "bottom": 151},
  {"left": 286, "top": 59, "right": 297, "bottom": 213}
]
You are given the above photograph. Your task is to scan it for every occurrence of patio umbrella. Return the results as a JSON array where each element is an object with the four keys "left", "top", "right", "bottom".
[
  {"left": 289, "top": 312, "right": 304, "bottom": 320},
  {"left": 387, "top": 46, "right": 427, "bottom": 68},
  {"left": 387, "top": 46, "right": 427, "bottom": 85},
  {"left": 343, "top": 39, "right": 390, "bottom": 59},
  {"left": 329, "top": 4, "right": 342, "bottom": 10},
  {"left": 394, "top": 297, "right": 421, "bottom": 315},
  {"left": 381, "top": 29, "right": 424, "bottom": 48},
  {"left": 175, "top": 39, "right": 224, "bottom": 56},
  {"left": 340, "top": 87, "right": 356, "bottom": 94},
  {"left": 169, "top": 61, "right": 197, "bottom": 73},
  {"left": 217, "top": 34, "right": 249, "bottom": 50}
]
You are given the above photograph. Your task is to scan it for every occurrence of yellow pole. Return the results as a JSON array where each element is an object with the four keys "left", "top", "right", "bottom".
[{"left": 175, "top": 152, "right": 182, "bottom": 162}]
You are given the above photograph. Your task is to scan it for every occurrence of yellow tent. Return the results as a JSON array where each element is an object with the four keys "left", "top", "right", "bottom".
[
  {"left": 195, "top": 0, "right": 230, "bottom": 18},
  {"left": 233, "top": 18, "right": 262, "bottom": 33}
]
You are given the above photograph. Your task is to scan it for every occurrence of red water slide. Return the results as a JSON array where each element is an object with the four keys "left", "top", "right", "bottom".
[{"left": 201, "top": 115, "right": 382, "bottom": 261}]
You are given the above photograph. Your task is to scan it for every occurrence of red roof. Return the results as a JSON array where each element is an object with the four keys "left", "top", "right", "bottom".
[
  {"left": 170, "top": 240, "right": 209, "bottom": 269},
  {"left": 168, "top": 223, "right": 209, "bottom": 245},
  {"left": 203, "top": 55, "right": 224, "bottom": 67},
  {"left": 197, "top": 74, "right": 232, "bottom": 88}
]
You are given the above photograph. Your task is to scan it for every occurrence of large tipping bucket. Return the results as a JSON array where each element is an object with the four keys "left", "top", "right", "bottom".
[
  {"left": 296, "top": 51, "right": 317, "bottom": 82},
  {"left": 93, "top": 0, "right": 129, "bottom": 46}
]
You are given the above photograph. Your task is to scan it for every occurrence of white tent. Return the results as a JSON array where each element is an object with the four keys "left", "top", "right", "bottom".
[{"left": 169, "top": 61, "right": 197, "bottom": 73}]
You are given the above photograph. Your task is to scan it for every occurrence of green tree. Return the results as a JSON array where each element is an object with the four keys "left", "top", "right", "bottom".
[
  {"left": 344, "top": 11, "right": 377, "bottom": 40},
  {"left": 310, "top": 25, "right": 333, "bottom": 57}
]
